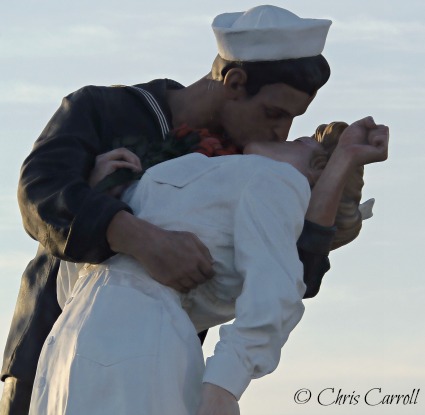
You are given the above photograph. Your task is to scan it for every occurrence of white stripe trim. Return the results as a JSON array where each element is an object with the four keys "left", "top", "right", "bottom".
[{"left": 129, "top": 86, "right": 170, "bottom": 139}]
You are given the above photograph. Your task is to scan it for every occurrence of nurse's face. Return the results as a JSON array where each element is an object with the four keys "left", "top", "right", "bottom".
[{"left": 244, "top": 137, "right": 327, "bottom": 185}]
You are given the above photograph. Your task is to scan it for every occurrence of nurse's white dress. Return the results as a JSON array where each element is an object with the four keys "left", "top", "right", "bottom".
[{"left": 29, "top": 153, "right": 310, "bottom": 415}]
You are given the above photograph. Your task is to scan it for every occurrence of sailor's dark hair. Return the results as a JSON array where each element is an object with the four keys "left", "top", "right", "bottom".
[{"left": 211, "top": 53, "right": 331, "bottom": 96}]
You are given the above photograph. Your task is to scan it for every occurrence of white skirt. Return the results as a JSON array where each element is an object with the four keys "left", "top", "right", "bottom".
[{"left": 29, "top": 258, "right": 205, "bottom": 415}]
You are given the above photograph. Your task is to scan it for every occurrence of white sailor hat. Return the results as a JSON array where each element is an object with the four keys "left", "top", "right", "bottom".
[{"left": 212, "top": 5, "right": 332, "bottom": 61}]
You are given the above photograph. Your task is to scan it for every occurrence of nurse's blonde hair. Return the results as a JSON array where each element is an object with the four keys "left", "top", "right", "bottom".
[{"left": 314, "top": 122, "right": 364, "bottom": 250}]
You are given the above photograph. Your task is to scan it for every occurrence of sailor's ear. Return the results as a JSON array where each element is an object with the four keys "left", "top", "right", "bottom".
[{"left": 222, "top": 68, "right": 248, "bottom": 99}]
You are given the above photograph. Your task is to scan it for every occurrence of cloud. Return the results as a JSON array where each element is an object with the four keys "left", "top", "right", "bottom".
[
  {"left": 0, "top": 195, "right": 23, "bottom": 229},
  {"left": 0, "top": 252, "right": 34, "bottom": 272},
  {"left": 330, "top": 17, "right": 425, "bottom": 53},
  {"left": 0, "top": 83, "right": 68, "bottom": 104},
  {"left": 0, "top": 9, "right": 213, "bottom": 61},
  {"left": 1, "top": 24, "right": 119, "bottom": 59},
  {"left": 320, "top": 83, "right": 425, "bottom": 110}
]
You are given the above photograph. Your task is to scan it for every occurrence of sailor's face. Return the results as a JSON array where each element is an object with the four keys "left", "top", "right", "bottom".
[{"left": 220, "top": 83, "right": 315, "bottom": 149}]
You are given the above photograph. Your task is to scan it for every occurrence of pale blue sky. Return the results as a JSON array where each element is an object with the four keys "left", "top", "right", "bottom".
[{"left": 1, "top": 1, "right": 424, "bottom": 413}]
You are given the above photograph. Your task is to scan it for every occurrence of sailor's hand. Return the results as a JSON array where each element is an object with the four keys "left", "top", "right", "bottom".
[
  {"left": 196, "top": 383, "right": 240, "bottom": 415},
  {"left": 107, "top": 211, "right": 215, "bottom": 292}
]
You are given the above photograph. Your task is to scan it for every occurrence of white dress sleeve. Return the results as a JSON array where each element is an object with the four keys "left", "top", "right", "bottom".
[{"left": 202, "top": 165, "right": 310, "bottom": 399}]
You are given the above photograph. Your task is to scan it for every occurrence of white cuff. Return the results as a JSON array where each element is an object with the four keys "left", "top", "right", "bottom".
[{"left": 203, "top": 351, "right": 251, "bottom": 401}]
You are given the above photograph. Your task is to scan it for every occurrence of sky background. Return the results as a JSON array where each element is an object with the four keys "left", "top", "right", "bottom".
[{"left": 0, "top": 1, "right": 424, "bottom": 414}]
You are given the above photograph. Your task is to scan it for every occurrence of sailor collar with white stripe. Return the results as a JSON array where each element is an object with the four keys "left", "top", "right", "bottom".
[{"left": 128, "top": 79, "right": 184, "bottom": 140}]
